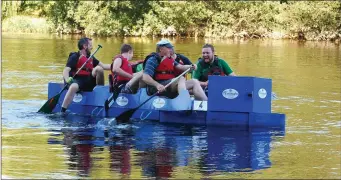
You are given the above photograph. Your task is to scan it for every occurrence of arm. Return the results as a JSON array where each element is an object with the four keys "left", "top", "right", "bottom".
[
  {"left": 229, "top": 72, "right": 237, "bottom": 76},
  {"left": 93, "top": 56, "right": 111, "bottom": 70},
  {"left": 143, "top": 57, "right": 160, "bottom": 87},
  {"left": 63, "top": 53, "right": 78, "bottom": 81},
  {"left": 178, "top": 54, "right": 192, "bottom": 65},
  {"left": 192, "top": 62, "right": 208, "bottom": 87},
  {"left": 142, "top": 73, "right": 160, "bottom": 87},
  {"left": 63, "top": 67, "right": 72, "bottom": 81},
  {"left": 98, "top": 62, "right": 111, "bottom": 70},
  {"left": 112, "top": 58, "right": 133, "bottom": 79},
  {"left": 174, "top": 64, "right": 193, "bottom": 72},
  {"left": 221, "top": 60, "right": 236, "bottom": 76}
]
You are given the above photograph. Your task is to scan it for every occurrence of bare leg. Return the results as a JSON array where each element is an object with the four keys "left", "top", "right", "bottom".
[
  {"left": 126, "top": 71, "right": 143, "bottom": 92},
  {"left": 61, "top": 83, "right": 80, "bottom": 109},
  {"left": 185, "top": 79, "right": 208, "bottom": 101},
  {"left": 177, "top": 76, "right": 186, "bottom": 92},
  {"left": 169, "top": 76, "right": 186, "bottom": 94},
  {"left": 92, "top": 66, "right": 104, "bottom": 85}
]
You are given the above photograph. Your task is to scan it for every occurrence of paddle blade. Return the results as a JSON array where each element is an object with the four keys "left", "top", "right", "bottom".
[
  {"left": 38, "top": 93, "right": 61, "bottom": 113},
  {"left": 104, "top": 89, "right": 120, "bottom": 113},
  {"left": 115, "top": 108, "right": 137, "bottom": 124}
]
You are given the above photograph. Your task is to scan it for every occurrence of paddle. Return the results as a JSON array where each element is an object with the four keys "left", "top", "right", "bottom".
[
  {"left": 104, "top": 85, "right": 121, "bottom": 115},
  {"left": 115, "top": 67, "right": 192, "bottom": 124},
  {"left": 38, "top": 44, "right": 103, "bottom": 114}
]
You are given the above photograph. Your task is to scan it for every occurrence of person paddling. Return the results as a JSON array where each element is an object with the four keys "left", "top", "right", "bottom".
[
  {"left": 141, "top": 39, "right": 207, "bottom": 100},
  {"left": 61, "top": 37, "right": 111, "bottom": 113},
  {"left": 193, "top": 43, "right": 236, "bottom": 92},
  {"left": 110, "top": 44, "right": 143, "bottom": 94}
]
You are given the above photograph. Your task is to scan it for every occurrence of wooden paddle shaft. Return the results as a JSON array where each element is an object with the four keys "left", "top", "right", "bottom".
[{"left": 163, "top": 67, "right": 192, "bottom": 90}]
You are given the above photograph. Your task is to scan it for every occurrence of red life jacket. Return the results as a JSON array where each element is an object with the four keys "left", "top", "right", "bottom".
[
  {"left": 155, "top": 57, "right": 175, "bottom": 80},
  {"left": 173, "top": 56, "right": 185, "bottom": 78},
  {"left": 73, "top": 54, "right": 93, "bottom": 76},
  {"left": 143, "top": 53, "right": 175, "bottom": 81},
  {"left": 110, "top": 54, "right": 133, "bottom": 84}
]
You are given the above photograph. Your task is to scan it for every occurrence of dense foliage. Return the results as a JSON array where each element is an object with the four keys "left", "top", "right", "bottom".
[{"left": 2, "top": 1, "right": 340, "bottom": 41}]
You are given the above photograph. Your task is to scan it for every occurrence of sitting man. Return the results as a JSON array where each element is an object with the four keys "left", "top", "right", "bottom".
[
  {"left": 142, "top": 39, "right": 207, "bottom": 101},
  {"left": 61, "top": 37, "right": 111, "bottom": 113},
  {"left": 169, "top": 48, "right": 193, "bottom": 78},
  {"left": 110, "top": 44, "right": 143, "bottom": 94},
  {"left": 193, "top": 43, "right": 236, "bottom": 91}
]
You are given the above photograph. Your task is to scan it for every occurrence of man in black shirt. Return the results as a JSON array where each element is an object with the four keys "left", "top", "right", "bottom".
[{"left": 61, "top": 37, "right": 111, "bottom": 112}]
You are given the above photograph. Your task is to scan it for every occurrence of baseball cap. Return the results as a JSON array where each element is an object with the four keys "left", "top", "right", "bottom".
[{"left": 156, "top": 39, "right": 174, "bottom": 48}]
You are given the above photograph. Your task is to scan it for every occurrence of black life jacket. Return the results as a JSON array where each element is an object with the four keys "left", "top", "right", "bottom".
[
  {"left": 198, "top": 56, "right": 225, "bottom": 82},
  {"left": 142, "top": 52, "right": 162, "bottom": 69}
]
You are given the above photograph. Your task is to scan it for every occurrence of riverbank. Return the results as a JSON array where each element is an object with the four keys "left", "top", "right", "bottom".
[
  {"left": 2, "top": 1, "right": 340, "bottom": 43},
  {"left": 2, "top": 15, "right": 340, "bottom": 43}
]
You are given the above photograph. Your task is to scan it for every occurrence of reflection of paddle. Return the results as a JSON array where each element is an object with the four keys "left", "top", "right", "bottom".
[
  {"left": 38, "top": 45, "right": 103, "bottom": 114},
  {"left": 115, "top": 68, "right": 192, "bottom": 124}
]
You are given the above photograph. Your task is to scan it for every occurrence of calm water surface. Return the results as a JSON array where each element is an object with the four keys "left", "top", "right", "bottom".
[{"left": 1, "top": 33, "right": 340, "bottom": 179}]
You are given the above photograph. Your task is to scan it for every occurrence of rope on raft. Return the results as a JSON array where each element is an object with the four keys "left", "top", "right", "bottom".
[
  {"left": 140, "top": 110, "right": 152, "bottom": 120},
  {"left": 91, "top": 107, "right": 104, "bottom": 116}
]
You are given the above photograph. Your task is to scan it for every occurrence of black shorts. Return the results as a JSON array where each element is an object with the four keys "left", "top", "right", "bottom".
[
  {"left": 72, "top": 75, "right": 96, "bottom": 92},
  {"left": 147, "top": 79, "right": 178, "bottom": 99}
]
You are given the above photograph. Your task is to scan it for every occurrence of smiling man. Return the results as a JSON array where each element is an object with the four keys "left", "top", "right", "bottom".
[{"left": 193, "top": 43, "right": 236, "bottom": 90}]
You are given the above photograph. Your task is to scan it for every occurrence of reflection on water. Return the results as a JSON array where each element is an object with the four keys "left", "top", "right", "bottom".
[
  {"left": 2, "top": 33, "right": 340, "bottom": 179},
  {"left": 43, "top": 114, "right": 283, "bottom": 179}
]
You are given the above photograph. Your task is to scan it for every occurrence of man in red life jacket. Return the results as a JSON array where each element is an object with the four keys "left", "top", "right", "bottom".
[
  {"left": 61, "top": 37, "right": 111, "bottom": 113},
  {"left": 142, "top": 39, "right": 207, "bottom": 100},
  {"left": 111, "top": 44, "right": 143, "bottom": 94},
  {"left": 170, "top": 48, "right": 193, "bottom": 78}
]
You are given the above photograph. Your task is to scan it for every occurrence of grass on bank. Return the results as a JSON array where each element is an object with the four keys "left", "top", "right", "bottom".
[{"left": 2, "top": 16, "right": 53, "bottom": 34}]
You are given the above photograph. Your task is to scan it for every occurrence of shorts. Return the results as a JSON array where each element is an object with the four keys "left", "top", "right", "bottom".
[
  {"left": 147, "top": 79, "right": 178, "bottom": 99},
  {"left": 72, "top": 75, "right": 97, "bottom": 92}
]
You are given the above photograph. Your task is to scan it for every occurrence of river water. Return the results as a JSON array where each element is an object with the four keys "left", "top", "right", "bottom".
[{"left": 1, "top": 33, "right": 340, "bottom": 179}]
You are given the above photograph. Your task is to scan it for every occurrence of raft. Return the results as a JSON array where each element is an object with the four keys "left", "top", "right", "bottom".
[{"left": 47, "top": 76, "right": 286, "bottom": 130}]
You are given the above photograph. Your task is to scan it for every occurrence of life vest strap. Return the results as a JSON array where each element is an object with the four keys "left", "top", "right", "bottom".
[{"left": 156, "top": 70, "right": 174, "bottom": 74}]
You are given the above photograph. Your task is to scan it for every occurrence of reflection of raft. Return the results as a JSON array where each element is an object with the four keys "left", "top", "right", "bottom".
[
  {"left": 47, "top": 114, "right": 284, "bottom": 177},
  {"left": 47, "top": 76, "right": 285, "bottom": 129},
  {"left": 132, "top": 122, "right": 283, "bottom": 174}
]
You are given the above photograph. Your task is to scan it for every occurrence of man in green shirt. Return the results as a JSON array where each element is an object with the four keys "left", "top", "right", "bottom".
[{"left": 193, "top": 44, "right": 236, "bottom": 89}]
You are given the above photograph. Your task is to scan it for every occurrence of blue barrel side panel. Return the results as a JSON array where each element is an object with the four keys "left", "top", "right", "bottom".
[
  {"left": 249, "top": 112, "right": 286, "bottom": 130},
  {"left": 48, "top": 82, "right": 66, "bottom": 113},
  {"left": 208, "top": 76, "right": 254, "bottom": 112},
  {"left": 207, "top": 76, "right": 272, "bottom": 113},
  {"left": 139, "top": 89, "right": 192, "bottom": 111},
  {"left": 252, "top": 77, "right": 272, "bottom": 113},
  {"left": 136, "top": 88, "right": 160, "bottom": 120},
  {"left": 48, "top": 83, "right": 109, "bottom": 116},
  {"left": 107, "top": 90, "right": 143, "bottom": 119},
  {"left": 206, "top": 111, "right": 249, "bottom": 127},
  {"left": 160, "top": 100, "right": 206, "bottom": 125}
]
